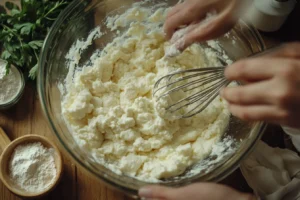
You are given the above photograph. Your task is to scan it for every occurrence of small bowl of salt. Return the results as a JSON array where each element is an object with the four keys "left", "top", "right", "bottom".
[
  {"left": 0, "top": 59, "right": 25, "bottom": 110},
  {"left": 0, "top": 133, "right": 63, "bottom": 198}
]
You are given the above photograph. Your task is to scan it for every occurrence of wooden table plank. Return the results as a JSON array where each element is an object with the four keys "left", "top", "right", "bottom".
[
  {"left": 76, "top": 166, "right": 126, "bottom": 200},
  {"left": 30, "top": 90, "right": 77, "bottom": 200},
  {"left": 0, "top": 86, "right": 35, "bottom": 200}
]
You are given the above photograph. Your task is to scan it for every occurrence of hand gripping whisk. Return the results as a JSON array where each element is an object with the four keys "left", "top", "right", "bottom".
[{"left": 153, "top": 45, "right": 278, "bottom": 118}]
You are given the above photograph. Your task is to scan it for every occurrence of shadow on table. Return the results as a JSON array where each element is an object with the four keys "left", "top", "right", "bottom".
[{"left": 0, "top": 85, "right": 36, "bottom": 122}]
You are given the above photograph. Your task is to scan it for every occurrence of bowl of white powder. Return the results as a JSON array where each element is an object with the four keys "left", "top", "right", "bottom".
[
  {"left": 0, "top": 135, "right": 62, "bottom": 198},
  {"left": 38, "top": 0, "right": 266, "bottom": 197},
  {"left": 0, "top": 59, "right": 25, "bottom": 110}
]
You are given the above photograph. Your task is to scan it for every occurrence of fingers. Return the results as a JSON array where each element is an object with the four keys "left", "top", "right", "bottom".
[
  {"left": 164, "top": 0, "right": 239, "bottom": 49},
  {"left": 220, "top": 81, "right": 274, "bottom": 105},
  {"left": 139, "top": 185, "right": 175, "bottom": 199},
  {"left": 138, "top": 184, "right": 210, "bottom": 200},
  {"left": 139, "top": 183, "right": 252, "bottom": 200},
  {"left": 167, "top": 23, "right": 199, "bottom": 53},
  {"left": 164, "top": 2, "right": 208, "bottom": 40},
  {"left": 228, "top": 104, "right": 287, "bottom": 122},
  {"left": 169, "top": 5, "right": 237, "bottom": 51},
  {"left": 225, "top": 58, "right": 300, "bottom": 83},
  {"left": 224, "top": 58, "right": 293, "bottom": 82},
  {"left": 181, "top": 13, "right": 234, "bottom": 50},
  {"left": 225, "top": 59, "right": 273, "bottom": 81},
  {"left": 166, "top": 2, "right": 185, "bottom": 19},
  {"left": 164, "top": 11, "right": 206, "bottom": 40},
  {"left": 263, "top": 42, "right": 300, "bottom": 59}
]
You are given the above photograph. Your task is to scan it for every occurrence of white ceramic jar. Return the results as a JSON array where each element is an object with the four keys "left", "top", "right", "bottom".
[{"left": 246, "top": 0, "right": 297, "bottom": 32}]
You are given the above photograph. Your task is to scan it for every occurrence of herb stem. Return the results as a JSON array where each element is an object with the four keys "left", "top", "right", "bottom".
[
  {"left": 45, "top": 17, "right": 56, "bottom": 21},
  {"left": 43, "top": 1, "right": 68, "bottom": 18},
  {"left": 2, "top": 24, "right": 24, "bottom": 48},
  {"left": 33, "top": 49, "right": 39, "bottom": 61}
]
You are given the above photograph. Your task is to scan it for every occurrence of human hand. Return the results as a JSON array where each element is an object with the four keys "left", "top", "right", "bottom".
[
  {"left": 221, "top": 43, "right": 300, "bottom": 128},
  {"left": 138, "top": 183, "right": 255, "bottom": 200},
  {"left": 164, "top": 0, "right": 248, "bottom": 51}
]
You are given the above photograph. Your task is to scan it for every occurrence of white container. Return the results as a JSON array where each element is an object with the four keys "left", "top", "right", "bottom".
[{"left": 246, "top": 0, "right": 297, "bottom": 32}]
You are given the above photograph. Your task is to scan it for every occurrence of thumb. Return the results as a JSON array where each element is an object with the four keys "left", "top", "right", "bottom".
[{"left": 139, "top": 185, "right": 176, "bottom": 200}]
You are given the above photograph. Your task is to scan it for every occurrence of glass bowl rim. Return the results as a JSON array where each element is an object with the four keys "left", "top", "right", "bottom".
[{"left": 38, "top": 0, "right": 267, "bottom": 195}]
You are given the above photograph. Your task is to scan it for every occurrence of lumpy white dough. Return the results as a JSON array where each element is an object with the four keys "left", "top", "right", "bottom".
[{"left": 62, "top": 3, "right": 230, "bottom": 181}]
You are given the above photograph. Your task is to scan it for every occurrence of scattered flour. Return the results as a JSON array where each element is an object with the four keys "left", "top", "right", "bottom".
[{"left": 9, "top": 142, "right": 57, "bottom": 193}]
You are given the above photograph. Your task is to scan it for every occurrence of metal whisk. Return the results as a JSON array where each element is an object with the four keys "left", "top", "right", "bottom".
[
  {"left": 153, "top": 45, "right": 278, "bottom": 119},
  {"left": 153, "top": 67, "right": 231, "bottom": 118}
]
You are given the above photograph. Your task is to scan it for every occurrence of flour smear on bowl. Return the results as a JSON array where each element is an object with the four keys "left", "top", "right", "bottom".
[{"left": 60, "top": 1, "right": 238, "bottom": 182}]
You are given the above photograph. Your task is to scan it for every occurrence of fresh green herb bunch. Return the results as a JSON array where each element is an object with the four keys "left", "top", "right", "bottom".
[{"left": 0, "top": 0, "right": 72, "bottom": 80}]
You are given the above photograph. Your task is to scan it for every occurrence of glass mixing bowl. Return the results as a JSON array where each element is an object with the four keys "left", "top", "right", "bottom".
[{"left": 38, "top": 0, "right": 266, "bottom": 198}]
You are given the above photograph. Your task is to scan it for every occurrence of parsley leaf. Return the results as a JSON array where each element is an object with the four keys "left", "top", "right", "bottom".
[
  {"left": 0, "top": 0, "right": 72, "bottom": 80},
  {"left": 14, "top": 23, "right": 35, "bottom": 35},
  {"left": 28, "top": 40, "right": 44, "bottom": 49},
  {"left": 29, "top": 63, "right": 38, "bottom": 79}
]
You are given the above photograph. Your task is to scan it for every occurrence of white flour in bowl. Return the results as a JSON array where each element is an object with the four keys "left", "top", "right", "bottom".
[
  {"left": 61, "top": 1, "right": 236, "bottom": 182},
  {"left": 9, "top": 142, "right": 57, "bottom": 193}
]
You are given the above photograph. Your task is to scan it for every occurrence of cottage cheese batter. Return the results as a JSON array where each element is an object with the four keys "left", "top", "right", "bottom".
[{"left": 62, "top": 3, "right": 230, "bottom": 181}]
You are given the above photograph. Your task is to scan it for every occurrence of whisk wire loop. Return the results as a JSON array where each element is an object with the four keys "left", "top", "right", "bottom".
[{"left": 153, "top": 67, "right": 231, "bottom": 118}]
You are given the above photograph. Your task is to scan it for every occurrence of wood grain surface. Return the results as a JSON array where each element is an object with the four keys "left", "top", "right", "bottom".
[
  {"left": 0, "top": 127, "right": 11, "bottom": 154},
  {"left": 0, "top": 1, "right": 299, "bottom": 200}
]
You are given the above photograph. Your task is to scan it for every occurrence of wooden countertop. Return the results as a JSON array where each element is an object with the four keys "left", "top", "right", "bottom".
[{"left": 0, "top": 2, "right": 299, "bottom": 200}]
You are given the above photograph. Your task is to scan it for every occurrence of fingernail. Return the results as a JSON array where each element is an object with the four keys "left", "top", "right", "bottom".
[{"left": 139, "top": 187, "right": 153, "bottom": 198}]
